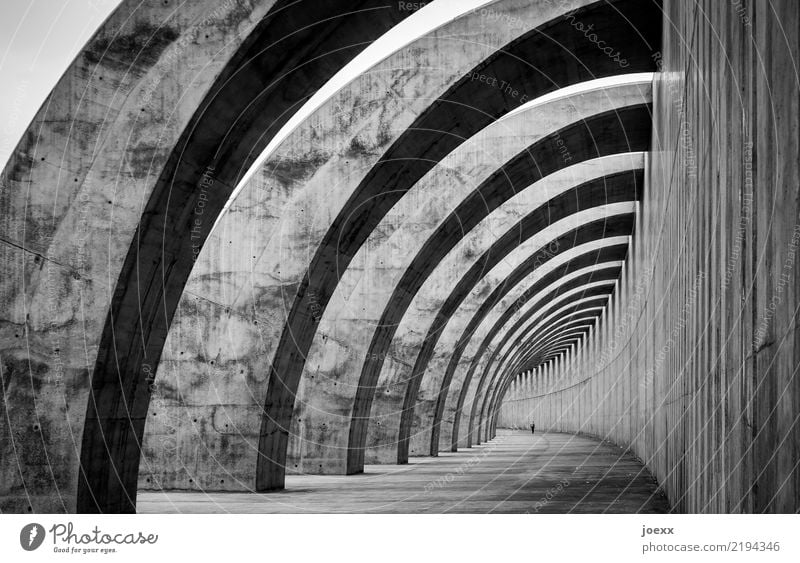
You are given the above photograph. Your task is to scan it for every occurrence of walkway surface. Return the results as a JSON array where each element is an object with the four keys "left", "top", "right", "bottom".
[{"left": 137, "top": 431, "right": 670, "bottom": 513}]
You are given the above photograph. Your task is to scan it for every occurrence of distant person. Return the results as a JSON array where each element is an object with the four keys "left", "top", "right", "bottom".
[{"left": 530, "top": 421, "right": 535, "bottom": 434}]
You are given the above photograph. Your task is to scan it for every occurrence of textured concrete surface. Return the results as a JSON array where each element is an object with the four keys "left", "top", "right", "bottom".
[
  {"left": 0, "top": 0, "right": 419, "bottom": 513},
  {"left": 499, "top": 0, "right": 800, "bottom": 513},
  {"left": 137, "top": 431, "right": 670, "bottom": 513}
]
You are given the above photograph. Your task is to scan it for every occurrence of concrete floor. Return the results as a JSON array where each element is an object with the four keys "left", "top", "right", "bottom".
[{"left": 137, "top": 431, "right": 670, "bottom": 513}]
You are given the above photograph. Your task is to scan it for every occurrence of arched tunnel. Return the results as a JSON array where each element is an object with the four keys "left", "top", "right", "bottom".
[{"left": 1, "top": 0, "right": 799, "bottom": 516}]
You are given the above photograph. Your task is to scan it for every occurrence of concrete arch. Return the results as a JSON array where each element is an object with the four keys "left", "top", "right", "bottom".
[
  {"left": 483, "top": 328, "right": 599, "bottom": 440},
  {"left": 499, "top": 0, "right": 800, "bottom": 512},
  {"left": 401, "top": 259, "right": 624, "bottom": 457},
  {"left": 447, "top": 284, "right": 618, "bottom": 450},
  {"left": 472, "top": 281, "right": 618, "bottom": 443},
  {"left": 504, "top": 316, "right": 596, "bottom": 373},
  {"left": 454, "top": 212, "right": 636, "bottom": 448},
  {"left": 429, "top": 237, "right": 631, "bottom": 454},
  {"left": 511, "top": 325, "right": 597, "bottom": 375},
  {"left": 486, "top": 330, "right": 590, "bottom": 437},
  {"left": 450, "top": 302, "right": 611, "bottom": 449},
  {"left": 479, "top": 307, "right": 608, "bottom": 431},
  {"left": 460, "top": 290, "right": 609, "bottom": 447},
  {"left": 401, "top": 169, "right": 644, "bottom": 458},
  {"left": 348, "top": 104, "right": 651, "bottom": 468},
  {"left": 411, "top": 253, "right": 625, "bottom": 457},
  {"left": 491, "top": 342, "right": 576, "bottom": 437},
  {"left": 286, "top": 84, "right": 650, "bottom": 474},
  {"left": 474, "top": 279, "right": 621, "bottom": 425},
  {"left": 521, "top": 319, "right": 601, "bottom": 351},
  {"left": 488, "top": 334, "right": 590, "bottom": 427},
  {"left": 365, "top": 202, "right": 637, "bottom": 464},
  {"left": 0, "top": 0, "right": 419, "bottom": 513},
  {"left": 487, "top": 345, "right": 580, "bottom": 441},
  {"left": 5, "top": 0, "right": 798, "bottom": 517},
  {"left": 510, "top": 319, "right": 600, "bottom": 372},
  {"left": 507, "top": 319, "right": 600, "bottom": 376},
  {"left": 258, "top": 0, "right": 661, "bottom": 489},
  {"left": 491, "top": 284, "right": 616, "bottom": 383}
]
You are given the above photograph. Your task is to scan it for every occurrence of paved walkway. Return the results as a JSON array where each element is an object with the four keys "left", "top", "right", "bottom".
[{"left": 137, "top": 431, "right": 670, "bottom": 513}]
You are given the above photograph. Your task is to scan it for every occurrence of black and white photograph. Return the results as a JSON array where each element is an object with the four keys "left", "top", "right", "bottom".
[{"left": 0, "top": 0, "right": 798, "bottom": 561}]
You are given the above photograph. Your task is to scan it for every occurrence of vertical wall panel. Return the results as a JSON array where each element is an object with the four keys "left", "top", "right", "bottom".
[{"left": 498, "top": 0, "right": 799, "bottom": 513}]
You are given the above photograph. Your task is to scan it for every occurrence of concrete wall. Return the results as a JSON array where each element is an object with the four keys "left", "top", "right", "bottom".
[{"left": 498, "top": 0, "right": 800, "bottom": 513}]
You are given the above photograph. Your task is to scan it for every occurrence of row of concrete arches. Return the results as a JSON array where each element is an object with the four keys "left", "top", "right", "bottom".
[{"left": 1, "top": 0, "right": 663, "bottom": 512}]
